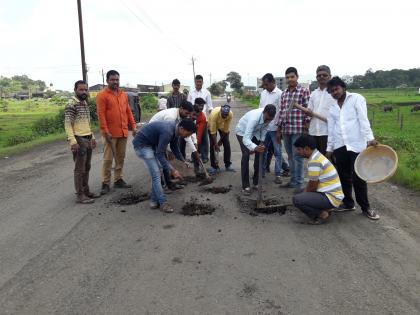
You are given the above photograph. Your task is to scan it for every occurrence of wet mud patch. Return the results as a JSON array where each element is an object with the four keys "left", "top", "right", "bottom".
[
  {"left": 202, "top": 185, "right": 232, "bottom": 194},
  {"left": 178, "top": 173, "right": 214, "bottom": 186},
  {"left": 181, "top": 198, "right": 216, "bottom": 216},
  {"left": 237, "top": 196, "right": 290, "bottom": 215},
  {"left": 114, "top": 192, "right": 149, "bottom": 205}
]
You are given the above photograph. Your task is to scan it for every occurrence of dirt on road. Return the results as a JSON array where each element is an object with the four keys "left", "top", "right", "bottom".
[{"left": 0, "top": 99, "right": 420, "bottom": 314}]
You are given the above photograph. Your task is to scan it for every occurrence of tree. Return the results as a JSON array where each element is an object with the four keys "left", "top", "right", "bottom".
[
  {"left": 226, "top": 71, "right": 244, "bottom": 92},
  {"left": 209, "top": 81, "right": 227, "bottom": 96}
]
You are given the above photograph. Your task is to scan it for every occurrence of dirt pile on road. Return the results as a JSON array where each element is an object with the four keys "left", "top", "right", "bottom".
[
  {"left": 181, "top": 199, "right": 216, "bottom": 216},
  {"left": 202, "top": 185, "right": 232, "bottom": 194},
  {"left": 114, "top": 192, "right": 149, "bottom": 205},
  {"left": 237, "top": 196, "right": 289, "bottom": 215}
]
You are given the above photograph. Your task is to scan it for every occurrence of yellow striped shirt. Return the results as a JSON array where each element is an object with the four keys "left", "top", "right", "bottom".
[{"left": 307, "top": 149, "right": 344, "bottom": 207}]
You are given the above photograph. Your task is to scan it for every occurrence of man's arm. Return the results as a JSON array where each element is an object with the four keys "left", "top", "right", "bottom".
[
  {"left": 305, "top": 180, "right": 320, "bottom": 192},
  {"left": 64, "top": 104, "right": 77, "bottom": 145},
  {"left": 96, "top": 93, "right": 110, "bottom": 136},
  {"left": 184, "top": 136, "right": 197, "bottom": 153},
  {"left": 169, "top": 137, "right": 185, "bottom": 161},
  {"left": 306, "top": 160, "right": 321, "bottom": 192},
  {"left": 243, "top": 118, "right": 258, "bottom": 151},
  {"left": 326, "top": 108, "right": 335, "bottom": 154},
  {"left": 196, "top": 115, "right": 206, "bottom": 145},
  {"left": 355, "top": 95, "right": 375, "bottom": 142},
  {"left": 156, "top": 134, "right": 173, "bottom": 172},
  {"left": 125, "top": 95, "right": 137, "bottom": 130},
  {"left": 206, "top": 92, "right": 213, "bottom": 111}
]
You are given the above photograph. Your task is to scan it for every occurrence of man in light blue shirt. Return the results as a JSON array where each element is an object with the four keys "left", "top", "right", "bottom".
[{"left": 235, "top": 104, "right": 276, "bottom": 195}]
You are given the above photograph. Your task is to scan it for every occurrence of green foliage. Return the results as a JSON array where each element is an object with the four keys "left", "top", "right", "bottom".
[
  {"left": 349, "top": 68, "right": 420, "bottom": 89},
  {"left": 49, "top": 95, "right": 68, "bottom": 106},
  {"left": 226, "top": 71, "right": 244, "bottom": 92},
  {"left": 0, "top": 75, "right": 46, "bottom": 96},
  {"left": 6, "top": 134, "right": 35, "bottom": 146},
  {"left": 88, "top": 97, "right": 97, "bottom": 121},
  {"left": 32, "top": 109, "right": 65, "bottom": 136},
  {"left": 140, "top": 94, "right": 158, "bottom": 112},
  {"left": 0, "top": 99, "right": 8, "bottom": 112},
  {"left": 209, "top": 81, "right": 227, "bottom": 96},
  {"left": 240, "top": 94, "right": 260, "bottom": 108}
]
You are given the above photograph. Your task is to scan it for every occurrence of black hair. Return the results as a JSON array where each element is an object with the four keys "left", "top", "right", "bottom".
[
  {"left": 263, "top": 104, "right": 276, "bottom": 118},
  {"left": 327, "top": 76, "right": 347, "bottom": 90},
  {"left": 106, "top": 70, "right": 120, "bottom": 80},
  {"left": 261, "top": 73, "right": 275, "bottom": 83},
  {"left": 285, "top": 67, "right": 298, "bottom": 76},
  {"left": 293, "top": 135, "right": 317, "bottom": 150},
  {"left": 178, "top": 118, "right": 196, "bottom": 133},
  {"left": 193, "top": 104, "right": 201, "bottom": 113},
  {"left": 194, "top": 97, "right": 206, "bottom": 105},
  {"left": 179, "top": 100, "right": 194, "bottom": 112},
  {"left": 74, "top": 80, "right": 87, "bottom": 90},
  {"left": 172, "top": 79, "right": 180, "bottom": 85},
  {"left": 195, "top": 74, "right": 203, "bottom": 81},
  {"left": 316, "top": 65, "right": 331, "bottom": 75}
]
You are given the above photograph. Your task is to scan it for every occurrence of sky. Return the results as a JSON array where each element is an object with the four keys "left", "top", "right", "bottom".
[{"left": 1, "top": 0, "right": 419, "bottom": 91}]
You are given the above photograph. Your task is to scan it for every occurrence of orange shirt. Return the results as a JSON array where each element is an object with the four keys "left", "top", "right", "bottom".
[{"left": 96, "top": 88, "right": 136, "bottom": 138}]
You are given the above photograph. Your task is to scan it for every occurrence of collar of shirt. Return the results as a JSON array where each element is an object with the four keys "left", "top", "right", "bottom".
[
  {"left": 309, "top": 148, "right": 320, "bottom": 160},
  {"left": 71, "top": 96, "right": 87, "bottom": 105}
]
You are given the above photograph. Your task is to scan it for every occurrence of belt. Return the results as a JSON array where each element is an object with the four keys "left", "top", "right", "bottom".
[{"left": 76, "top": 134, "right": 92, "bottom": 139}]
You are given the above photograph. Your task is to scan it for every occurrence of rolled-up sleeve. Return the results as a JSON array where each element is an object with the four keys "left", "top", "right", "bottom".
[{"left": 243, "top": 119, "right": 258, "bottom": 151}]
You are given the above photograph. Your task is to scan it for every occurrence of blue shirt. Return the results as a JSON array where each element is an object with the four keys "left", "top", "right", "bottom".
[
  {"left": 235, "top": 108, "right": 269, "bottom": 150},
  {"left": 132, "top": 121, "right": 184, "bottom": 171}
]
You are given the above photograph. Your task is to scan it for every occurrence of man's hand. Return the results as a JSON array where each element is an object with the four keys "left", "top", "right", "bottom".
[
  {"left": 132, "top": 128, "right": 138, "bottom": 137},
  {"left": 255, "top": 144, "right": 265, "bottom": 153},
  {"left": 184, "top": 161, "right": 191, "bottom": 168},
  {"left": 106, "top": 133, "right": 112, "bottom": 142},
  {"left": 90, "top": 139, "right": 97, "bottom": 149},
  {"left": 193, "top": 151, "right": 201, "bottom": 160},
  {"left": 325, "top": 151, "right": 333, "bottom": 161},
  {"left": 214, "top": 144, "right": 221, "bottom": 152},
  {"left": 171, "top": 169, "right": 183, "bottom": 180},
  {"left": 367, "top": 139, "right": 379, "bottom": 147},
  {"left": 71, "top": 143, "right": 80, "bottom": 153}
]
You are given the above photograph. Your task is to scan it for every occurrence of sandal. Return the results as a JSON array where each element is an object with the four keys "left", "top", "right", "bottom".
[{"left": 161, "top": 203, "right": 174, "bottom": 213}]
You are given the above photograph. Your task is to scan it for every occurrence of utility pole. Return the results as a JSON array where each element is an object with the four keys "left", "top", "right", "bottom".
[
  {"left": 77, "top": 0, "right": 88, "bottom": 82},
  {"left": 101, "top": 69, "right": 105, "bottom": 88},
  {"left": 191, "top": 56, "right": 196, "bottom": 81}
]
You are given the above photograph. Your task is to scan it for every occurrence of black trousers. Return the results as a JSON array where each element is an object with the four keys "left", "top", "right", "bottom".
[
  {"left": 237, "top": 135, "right": 260, "bottom": 189},
  {"left": 334, "top": 146, "right": 370, "bottom": 211},
  {"left": 293, "top": 192, "right": 333, "bottom": 219},
  {"left": 312, "top": 135, "right": 328, "bottom": 155},
  {"left": 209, "top": 130, "right": 232, "bottom": 169}
]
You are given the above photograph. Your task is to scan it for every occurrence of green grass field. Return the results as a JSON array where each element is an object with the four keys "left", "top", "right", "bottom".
[{"left": 241, "top": 88, "right": 420, "bottom": 191}]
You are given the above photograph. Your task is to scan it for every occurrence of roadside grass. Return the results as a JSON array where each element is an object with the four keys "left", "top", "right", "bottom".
[{"left": 240, "top": 89, "right": 420, "bottom": 191}]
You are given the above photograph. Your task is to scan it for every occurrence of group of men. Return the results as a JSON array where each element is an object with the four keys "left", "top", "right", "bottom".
[{"left": 65, "top": 66, "right": 380, "bottom": 223}]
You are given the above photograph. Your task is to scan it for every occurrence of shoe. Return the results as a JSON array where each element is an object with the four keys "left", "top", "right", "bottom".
[
  {"left": 242, "top": 187, "right": 252, "bottom": 196},
  {"left": 274, "top": 176, "right": 282, "bottom": 184},
  {"left": 305, "top": 217, "right": 328, "bottom": 225},
  {"left": 76, "top": 194, "right": 95, "bottom": 204},
  {"left": 251, "top": 184, "right": 259, "bottom": 190},
  {"left": 149, "top": 201, "right": 159, "bottom": 209},
  {"left": 334, "top": 205, "right": 356, "bottom": 212},
  {"left": 85, "top": 191, "right": 100, "bottom": 198},
  {"left": 208, "top": 167, "right": 221, "bottom": 175},
  {"left": 363, "top": 209, "right": 380, "bottom": 220},
  {"left": 280, "top": 182, "right": 298, "bottom": 189},
  {"left": 281, "top": 170, "right": 290, "bottom": 177},
  {"left": 114, "top": 179, "right": 132, "bottom": 188},
  {"left": 202, "top": 159, "right": 209, "bottom": 164},
  {"left": 100, "top": 183, "right": 110, "bottom": 195},
  {"left": 225, "top": 166, "right": 236, "bottom": 172},
  {"left": 161, "top": 203, "right": 174, "bottom": 213}
]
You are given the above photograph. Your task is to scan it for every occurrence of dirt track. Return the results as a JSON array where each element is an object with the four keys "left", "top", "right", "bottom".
[{"left": 1, "top": 99, "right": 420, "bottom": 314}]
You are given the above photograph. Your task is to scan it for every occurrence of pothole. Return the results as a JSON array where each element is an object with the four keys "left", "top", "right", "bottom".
[
  {"left": 237, "top": 196, "right": 289, "bottom": 215},
  {"left": 202, "top": 185, "right": 232, "bottom": 194},
  {"left": 181, "top": 199, "right": 216, "bottom": 216},
  {"left": 114, "top": 192, "right": 149, "bottom": 205}
]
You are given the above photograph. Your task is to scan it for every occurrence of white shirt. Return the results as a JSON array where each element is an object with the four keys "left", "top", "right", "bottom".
[
  {"left": 308, "top": 87, "right": 335, "bottom": 136},
  {"left": 158, "top": 98, "right": 167, "bottom": 111},
  {"left": 187, "top": 88, "right": 213, "bottom": 118},
  {"left": 235, "top": 108, "right": 269, "bottom": 150},
  {"left": 149, "top": 108, "right": 197, "bottom": 152},
  {"left": 327, "top": 92, "right": 374, "bottom": 153},
  {"left": 259, "top": 87, "right": 282, "bottom": 131}
]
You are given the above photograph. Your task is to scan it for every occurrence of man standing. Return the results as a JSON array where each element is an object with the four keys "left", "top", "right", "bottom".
[
  {"left": 96, "top": 70, "right": 137, "bottom": 195},
  {"left": 326, "top": 77, "right": 380, "bottom": 220},
  {"left": 276, "top": 67, "right": 310, "bottom": 192},
  {"left": 293, "top": 135, "right": 344, "bottom": 224},
  {"left": 64, "top": 80, "right": 99, "bottom": 204},
  {"left": 133, "top": 119, "right": 196, "bottom": 213},
  {"left": 208, "top": 104, "right": 234, "bottom": 174},
  {"left": 259, "top": 73, "right": 283, "bottom": 184},
  {"left": 188, "top": 74, "right": 213, "bottom": 163},
  {"left": 307, "top": 65, "right": 335, "bottom": 154},
  {"left": 167, "top": 79, "right": 186, "bottom": 109},
  {"left": 236, "top": 105, "right": 276, "bottom": 195}
]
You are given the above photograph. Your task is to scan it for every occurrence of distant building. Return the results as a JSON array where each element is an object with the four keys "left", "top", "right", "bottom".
[
  {"left": 89, "top": 84, "right": 104, "bottom": 92},
  {"left": 257, "top": 76, "right": 286, "bottom": 91},
  {"left": 137, "top": 84, "right": 160, "bottom": 94},
  {"left": 161, "top": 83, "right": 190, "bottom": 93}
]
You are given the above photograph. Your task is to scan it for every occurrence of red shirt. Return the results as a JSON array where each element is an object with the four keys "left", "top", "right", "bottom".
[
  {"left": 195, "top": 112, "right": 206, "bottom": 145},
  {"left": 96, "top": 88, "right": 136, "bottom": 138}
]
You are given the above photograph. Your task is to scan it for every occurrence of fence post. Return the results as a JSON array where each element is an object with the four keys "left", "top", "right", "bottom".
[
  {"left": 397, "top": 108, "right": 400, "bottom": 122},
  {"left": 371, "top": 110, "right": 375, "bottom": 127},
  {"left": 400, "top": 114, "right": 403, "bottom": 130}
]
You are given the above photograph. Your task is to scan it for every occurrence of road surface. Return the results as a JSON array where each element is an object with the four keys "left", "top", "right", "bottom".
[{"left": 1, "top": 99, "right": 420, "bottom": 314}]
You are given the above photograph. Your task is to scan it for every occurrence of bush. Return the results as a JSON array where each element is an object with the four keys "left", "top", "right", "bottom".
[
  {"left": 87, "top": 97, "right": 97, "bottom": 122},
  {"left": 32, "top": 109, "right": 65, "bottom": 136},
  {"left": 140, "top": 94, "right": 158, "bottom": 112},
  {"left": 375, "top": 133, "right": 416, "bottom": 153},
  {"left": 6, "top": 134, "right": 35, "bottom": 146},
  {"left": 50, "top": 95, "right": 68, "bottom": 106}
]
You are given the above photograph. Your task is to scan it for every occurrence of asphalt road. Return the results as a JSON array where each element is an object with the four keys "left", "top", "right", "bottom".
[{"left": 1, "top": 98, "right": 419, "bottom": 315}]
